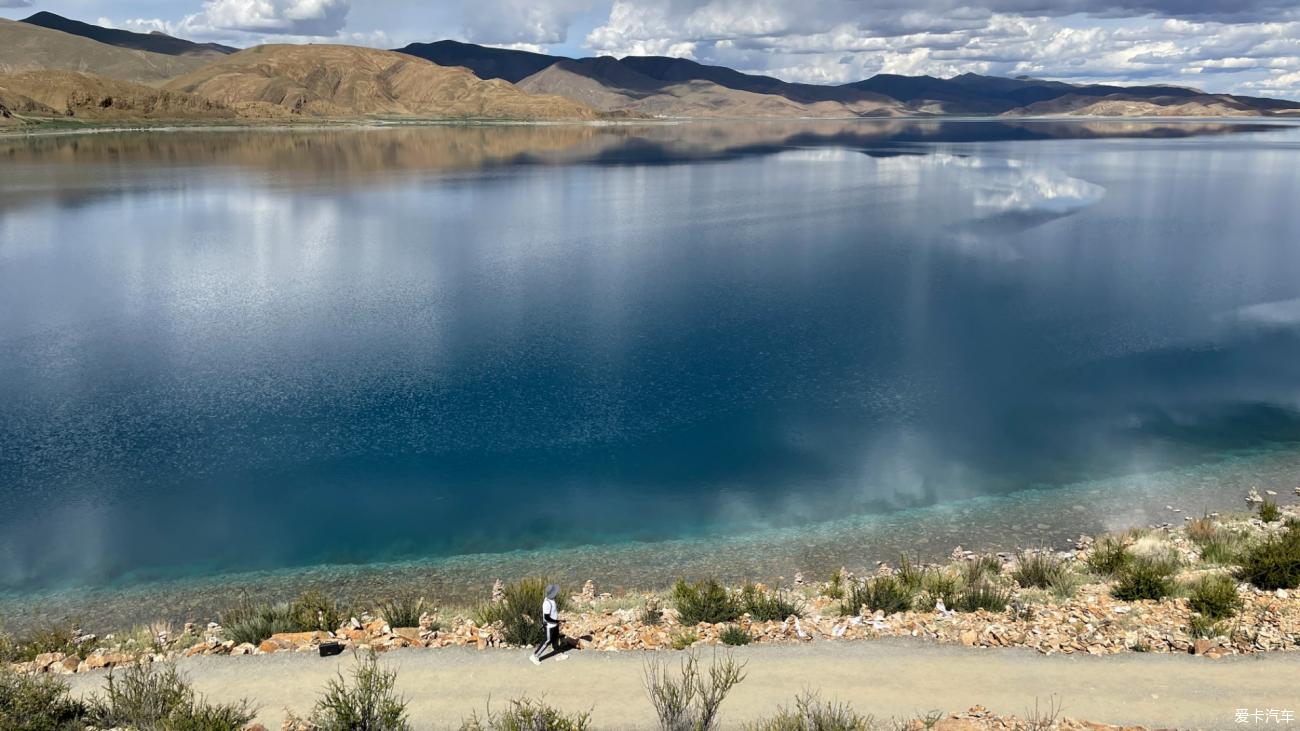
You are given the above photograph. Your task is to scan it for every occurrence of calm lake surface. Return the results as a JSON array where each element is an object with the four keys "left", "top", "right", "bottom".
[{"left": 2, "top": 120, "right": 1300, "bottom": 627}]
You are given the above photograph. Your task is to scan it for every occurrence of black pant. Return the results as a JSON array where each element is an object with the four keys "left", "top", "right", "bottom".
[{"left": 533, "top": 624, "right": 561, "bottom": 657}]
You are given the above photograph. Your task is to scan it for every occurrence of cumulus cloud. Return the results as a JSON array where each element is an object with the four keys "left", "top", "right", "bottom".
[
  {"left": 0, "top": 0, "right": 32, "bottom": 7},
  {"left": 582, "top": 0, "right": 1300, "bottom": 99},
  {"left": 460, "top": 0, "right": 600, "bottom": 46},
  {"left": 124, "top": 0, "right": 353, "bottom": 41}
]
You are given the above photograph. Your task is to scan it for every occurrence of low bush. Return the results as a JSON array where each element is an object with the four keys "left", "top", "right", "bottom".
[
  {"left": 219, "top": 600, "right": 296, "bottom": 646},
  {"left": 1259, "top": 498, "right": 1282, "bottom": 523},
  {"left": 744, "top": 691, "right": 874, "bottom": 731},
  {"left": 1, "top": 624, "right": 83, "bottom": 664},
  {"left": 896, "top": 555, "right": 926, "bottom": 592},
  {"left": 1235, "top": 522, "right": 1300, "bottom": 590},
  {"left": 1085, "top": 537, "right": 1134, "bottom": 577},
  {"left": 1012, "top": 551, "right": 1067, "bottom": 590},
  {"left": 1, "top": 664, "right": 87, "bottom": 731},
  {"left": 672, "top": 580, "right": 741, "bottom": 625},
  {"left": 739, "top": 584, "right": 804, "bottom": 621},
  {"left": 919, "top": 571, "right": 961, "bottom": 610},
  {"left": 962, "top": 555, "right": 1002, "bottom": 585},
  {"left": 290, "top": 590, "right": 345, "bottom": 633},
  {"left": 839, "top": 576, "right": 912, "bottom": 616},
  {"left": 307, "top": 652, "right": 409, "bottom": 731},
  {"left": 1047, "top": 571, "right": 1084, "bottom": 601},
  {"left": 951, "top": 581, "right": 1011, "bottom": 613},
  {"left": 1187, "top": 574, "right": 1242, "bottom": 620},
  {"left": 1188, "top": 614, "right": 1224, "bottom": 640},
  {"left": 670, "top": 630, "right": 699, "bottom": 650},
  {"left": 641, "top": 597, "right": 664, "bottom": 626},
  {"left": 643, "top": 652, "right": 746, "bottom": 731},
  {"left": 376, "top": 595, "right": 428, "bottom": 630},
  {"left": 85, "top": 662, "right": 254, "bottom": 731},
  {"left": 1197, "top": 530, "right": 1248, "bottom": 565},
  {"left": 719, "top": 625, "right": 751, "bottom": 646},
  {"left": 475, "top": 579, "right": 568, "bottom": 646},
  {"left": 826, "top": 569, "right": 846, "bottom": 600},
  {"left": 1186, "top": 515, "right": 1218, "bottom": 545},
  {"left": 1111, "top": 553, "right": 1180, "bottom": 602},
  {"left": 459, "top": 697, "right": 591, "bottom": 731}
]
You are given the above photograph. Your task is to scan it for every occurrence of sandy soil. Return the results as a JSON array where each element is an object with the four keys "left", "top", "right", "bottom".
[{"left": 64, "top": 638, "right": 1292, "bottom": 730}]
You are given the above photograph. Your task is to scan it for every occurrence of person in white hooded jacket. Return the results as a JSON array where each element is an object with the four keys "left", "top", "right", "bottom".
[{"left": 531, "top": 583, "right": 568, "bottom": 664}]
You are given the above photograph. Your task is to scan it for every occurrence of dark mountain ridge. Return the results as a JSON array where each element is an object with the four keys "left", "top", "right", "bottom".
[{"left": 21, "top": 11, "right": 236, "bottom": 58}]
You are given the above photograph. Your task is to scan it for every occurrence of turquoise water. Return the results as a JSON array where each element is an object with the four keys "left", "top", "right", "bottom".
[{"left": 2, "top": 120, "right": 1300, "bottom": 627}]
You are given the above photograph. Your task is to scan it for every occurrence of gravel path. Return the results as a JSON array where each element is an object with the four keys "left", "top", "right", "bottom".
[{"left": 65, "top": 639, "right": 1296, "bottom": 730}]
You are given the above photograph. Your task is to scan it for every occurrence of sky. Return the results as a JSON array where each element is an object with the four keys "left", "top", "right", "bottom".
[{"left": 2, "top": 0, "right": 1299, "bottom": 99}]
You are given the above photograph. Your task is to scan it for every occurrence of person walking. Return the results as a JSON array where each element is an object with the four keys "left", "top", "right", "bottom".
[{"left": 531, "top": 583, "right": 567, "bottom": 664}]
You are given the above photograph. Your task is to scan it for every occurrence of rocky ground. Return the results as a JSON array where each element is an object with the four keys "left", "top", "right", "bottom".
[{"left": 12, "top": 496, "right": 1298, "bottom": 680}]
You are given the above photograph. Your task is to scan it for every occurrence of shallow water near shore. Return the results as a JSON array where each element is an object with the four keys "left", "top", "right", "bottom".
[{"left": 2, "top": 119, "right": 1300, "bottom": 629}]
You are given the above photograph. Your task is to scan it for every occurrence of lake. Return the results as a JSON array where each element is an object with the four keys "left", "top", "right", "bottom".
[{"left": 2, "top": 119, "right": 1300, "bottom": 628}]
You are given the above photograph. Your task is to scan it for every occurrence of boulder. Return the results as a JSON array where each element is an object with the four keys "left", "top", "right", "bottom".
[
  {"left": 393, "top": 627, "right": 423, "bottom": 644},
  {"left": 32, "top": 652, "right": 64, "bottom": 673}
]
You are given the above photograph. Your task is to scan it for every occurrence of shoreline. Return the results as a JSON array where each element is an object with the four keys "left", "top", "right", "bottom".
[
  {"left": 5, "top": 484, "right": 1298, "bottom": 679},
  {"left": 2, "top": 113, "right": 1296, "bottom": 140},
  {"left": 4, "top": 445, "right": 1299, "bottom": 634}
]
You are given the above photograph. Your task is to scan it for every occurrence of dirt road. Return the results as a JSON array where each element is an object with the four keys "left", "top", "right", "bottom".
[{"left": 65, "top": 639, "right": 1294, "bottom": 729}]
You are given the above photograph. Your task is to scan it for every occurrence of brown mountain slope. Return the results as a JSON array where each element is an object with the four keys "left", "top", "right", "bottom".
[
  {"left": 0, "top": 70, "right": 237, "bottom": 121},
  {"left": 0, "top": 18, "right": 207, "bottom": 86},
  {"left": 518, "top": 60, "right": 902, "bottom": 118},
  {"left": 1004, "top": 92, "right": 1297, "bottom": 117},
  {"left": 164, "top": 44, "right": 599, "bottom": 120}
]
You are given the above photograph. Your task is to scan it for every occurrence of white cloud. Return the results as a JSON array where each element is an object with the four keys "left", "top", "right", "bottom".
[
  {"left": 0, "top": 0, "right": 32, "bottom": 7},
  {"left": 578, "top": 0, "right": 1300, "bottom": 99},
  {"left": 123, "top": 0, "right": 354, "bottom": 42},
  {"left": 461, "top": 0, "right": 599, "bottom": 45}
]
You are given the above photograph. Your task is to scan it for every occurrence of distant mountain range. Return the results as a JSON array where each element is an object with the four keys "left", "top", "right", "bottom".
[
  {"left": 397, "top": 39, "right": 1300, "bottom": 118},
  {"left": 2, "top": 11, "right": 1298, "bottom": 125}
]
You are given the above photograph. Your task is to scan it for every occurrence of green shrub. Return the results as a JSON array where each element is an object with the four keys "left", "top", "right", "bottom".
[
  {"left": 672, "top": 580, "right": 741, "bottom": 625},
  {"left": 1186, "top": 574, "right": 1242, "bottom": 620},
  {"left": 85, "top": 662, "right": 254, "bottom": 731},
  {"left": 1086, "top": 537, "right": 1134, "bottom": 577},
  {"left": 839, "top": 576, "right": 913, "bottom": 616},
  {"left": 739, "top": 584, "right": 804, "bottom": 621},
  {"left": 643, "top": 652, "right": 746, "bottom": 731},
  {"left": 826, "top": 570, "right": 846, "bottom": 601},
  {"left": 670, "top": 630, "right": 699, "bottom": 650},
  {"left": 459, "top": 697, "right": 591, "bottom": 731},
  {"left": 744, "top": 691, "right": 873, "bottom": 731},
  {"left": 1047, "top": 571, "right": 1084, "bottom": 602},
  {"left": 290, "top": 590, "right": 345, "bottom": 633},
  {"left": 1197, "top": 530, "right": 1247, "bottom": 565},
  {"left": 640, "top": 597, "right": 664, "bottom": 626},
  {"left": 1111, "top": 553, "right": 1180, "bottom": 601},
  {"left": 952, "top": 581, "right": 1011, "bottom": 613},
  {"left": 1012, "top": 551, "right": 1067, "bottom": 589},
  {"left": 1188, "top": 614, "right": 1223, "bottom": 640},
  {"left": 1235, "top": 522, "right": 1300, "bottom": 590},
  {"left": 1186, "top": 515, "right": 1218, "bottom": 545},
  {"left": 376, "top": 595, "right": 428, "bottom": 630},
  {"left": 0, "top": 664, "right": 87, "bottom": 731},
  {"left": 308, "top": 652, "right": 409, "bottom": 731},
  {"left": 896, "top": 555, "right": 926, "bottom": 592},
  {"left": 1259, "top": 498, "right": 1282, "bottom": 523},
  {"left": 2, "top": 624, "right": 83, "bottom": 663},
  {"left": 474, "top": 579, "right": 569, "bottom": 646},
  {"left": 919, "top": 571, "right": 961, "bottom": 610},
  {"left": 962, "top": 555, "right": 1002, "bottom": 585},
  {"left": 219, "top": 600, "right": 296, "bottom": 646},
  {"left": 719, "top": 625, "right": 751, "bottom": 646}
]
